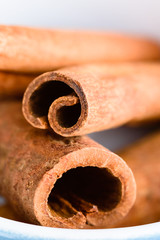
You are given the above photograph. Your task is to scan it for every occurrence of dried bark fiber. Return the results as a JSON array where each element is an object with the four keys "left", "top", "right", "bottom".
[
  {"left": 0, "top": 25, "right": 160, "bottom": 73},
  {"left": 23, "top": 62, "right": 160, "bottom": 137},
  {"left": 0, "top": 72, "right": 36, "bottom": 99},
  {"left": 117, "top": 132, "right": 160, "bottom": 227},
  {"left": 1, "top": 131, "right": 160, "bottom": 227},
  {"left": 0, "top": 101, "right": 135, "bottom": 229}
]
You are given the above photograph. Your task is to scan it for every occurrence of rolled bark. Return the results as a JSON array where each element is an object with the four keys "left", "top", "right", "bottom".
[
  {"left": 23, "top": 62, "right": 160, "bottom": 137},
  {"left": 0, "top": 25, "right": 160, "bottom": 73},
  {"left": 0, "top": 72, "right": 37, "bottom": 99},
  {"left": 0, "top": 101, "right": 136, "bottom": 229},
  {"left": 1, "top": 131, "right": 160, "bottom": 228},
  {"left": 116, "top": 132, "right": 160, "bottom": 227}
]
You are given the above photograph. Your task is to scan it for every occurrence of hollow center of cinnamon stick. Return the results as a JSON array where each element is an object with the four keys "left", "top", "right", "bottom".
[
  {"left": 48, "top": 167, "right": 122, "bottom": 218},
  {"left": 29, "top": 81, "right": 81, "bottom": 128},
  {"left": 56, "top": 103, "right": 81, "bottom": 128}
]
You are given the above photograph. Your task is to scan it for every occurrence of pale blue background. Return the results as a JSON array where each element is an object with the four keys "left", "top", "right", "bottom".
[{"left": 0, "top": 0, "right": 160, "bottom": 39}]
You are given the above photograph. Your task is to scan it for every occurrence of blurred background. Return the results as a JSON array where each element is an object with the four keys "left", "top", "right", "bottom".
[
  {"left": 0, "top": 0, "right": 160, "bottom": 39},
  {"left": 0, "top": 0, "right": 159, "bottom": 151}
]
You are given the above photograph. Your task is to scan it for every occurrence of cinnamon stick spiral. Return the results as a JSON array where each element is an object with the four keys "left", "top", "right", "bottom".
[{"left": 23, "top": 62, "right": 160, "bottom": 137}]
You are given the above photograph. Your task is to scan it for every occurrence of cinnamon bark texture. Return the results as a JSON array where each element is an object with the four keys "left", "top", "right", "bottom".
[
  {"left": 0, "top": 25, "right": 160, "bottom": 73},
  {"left": 23, "top": 62, "right": 160, "bottom": 137},
  {"left": 0, "top": 101, "right": 136, "bottom": 229},
  {"left": 116, "top": 132, "right": 160, "bottom": 227},
  {"left": 0, "top": 72, "right": 36, "bottom": 99}
]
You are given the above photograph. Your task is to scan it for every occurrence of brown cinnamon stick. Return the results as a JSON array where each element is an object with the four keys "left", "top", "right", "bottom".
[
  {"left": 1, "top": 131, "right": 160, "bottom": 227},
  {"left": 23, "top": 62, "right": 160, "bottom": 137},
  {"left": 0, "top": 25, "right": 160, "bottom": 73},
  {"left": 0, "top": 72, "right": 37, "bottom": 99},
  {"left": 116, "top": 132, "right": 160, "bottom": 227},
  {"left": 0, "top": 101, "right": 136, "bottom": 229}
]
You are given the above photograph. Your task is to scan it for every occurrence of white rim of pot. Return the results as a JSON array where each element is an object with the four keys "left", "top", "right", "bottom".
[{"left": 0, "top": 217, "right": 160, "bottom": 240}]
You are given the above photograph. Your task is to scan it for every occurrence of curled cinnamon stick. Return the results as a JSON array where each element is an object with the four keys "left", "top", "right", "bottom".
[
  {"left": 0, "top": 72, "right": 36, "bottom": 99},
  {"left": 0, "top": 101, "right": 136, "bottom": 229},
  {"left": 116, "top": 132, "right": 160, "bottom": 227},
  {"left": 0, "top": 25, "right": 160, "bottom": 73},
  {"left": 23, "top": 62, "right": 160, "bottom": 137}
]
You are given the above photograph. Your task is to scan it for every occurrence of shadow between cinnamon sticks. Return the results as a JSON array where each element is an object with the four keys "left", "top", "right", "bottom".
[
  {"left": 0, "top": 25, "right": 160, "bottom": 73},
  {"left": 116, "top": 131, "right": 160, "bottom": 227},
  {"left": 0, "top": 72, "right": 37, "bottom": 99},
  {"left": 0, "top": 101, "right": 136, "bottom": 229},
  {"left": 0, "top": 202, "right": 21, "bottom": 222},
  {"left": 23, "top": 62, "right": 160, "bottom": 137}
]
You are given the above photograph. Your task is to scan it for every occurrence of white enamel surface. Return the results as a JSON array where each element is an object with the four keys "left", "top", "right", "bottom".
[{"left": 0, "top": 216, "right": 160, "bottom": 240}]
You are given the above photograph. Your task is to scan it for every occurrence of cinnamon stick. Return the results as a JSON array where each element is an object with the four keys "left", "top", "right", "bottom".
[
  {"left": 0, "top": 25, "right": 160, "bottom": 73},
  {"left": 0, "top": 72, "right": 37, "bottom": 99},
  {"left": 0, "top": 101, "right": 136, "bottom": 229},
  {"left": 116, "top": 131, "right": 160, "bottom": 227},
  {"left": 23, "top": 62, "right": 160, "bottom": 137}
]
